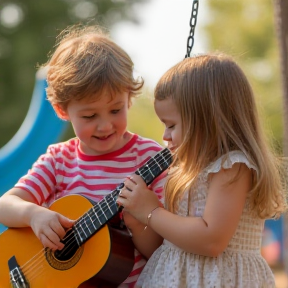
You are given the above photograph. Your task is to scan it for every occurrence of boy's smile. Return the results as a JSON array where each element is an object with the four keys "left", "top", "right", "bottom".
[{"left": 65, "top": 87, "right": 132, "bottom": 156}]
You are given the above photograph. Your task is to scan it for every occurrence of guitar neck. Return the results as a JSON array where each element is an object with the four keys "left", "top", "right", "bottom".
[{"left": 73, "top": 148, "right": 172, "bottom": 246}]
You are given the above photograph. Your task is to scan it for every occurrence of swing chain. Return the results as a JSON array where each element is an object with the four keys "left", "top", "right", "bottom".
[{"left": 185, "top": 0, "right": 199, "bottom": 58}]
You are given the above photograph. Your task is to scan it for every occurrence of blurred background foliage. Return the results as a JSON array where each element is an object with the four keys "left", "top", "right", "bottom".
[
  {"left": 204, "top": 0, "right": 283, "bottom": 151},
  {"left": 0, "top": 0, "right": 150, "bottom": 147},
  {"left": 0, "top": 0, "right": 284, "bottom": 151}
]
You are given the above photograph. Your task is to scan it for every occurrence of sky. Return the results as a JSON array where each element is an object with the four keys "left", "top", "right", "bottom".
[{"left": 111, "top": 0, "right": 208, "bottom": 88}]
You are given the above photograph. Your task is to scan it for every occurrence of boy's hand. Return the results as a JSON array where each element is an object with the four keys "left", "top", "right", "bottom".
[{"left": 29, "top": 207, "right": 75, "bottom": 251}]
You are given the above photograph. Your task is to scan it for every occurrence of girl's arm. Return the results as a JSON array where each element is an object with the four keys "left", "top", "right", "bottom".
[
  {"left": 118, "top": 163, "right": 251, "bottom": 257},
  {"left": 0, "top": 188, "right": 74, "bottom": 250},
  {"left": 121, "top": 173, "right": 166, "bottom": 259},
  {"left": 122, "top": 211, "right": 163, "bottom": 259}
]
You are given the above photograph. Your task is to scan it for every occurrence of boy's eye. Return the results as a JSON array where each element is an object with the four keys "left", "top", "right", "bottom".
[
  {"left": 111, "top": 109, "right": 120, "bottom": 114},
  {"left": 82, "top": 114, "right": 95, "bottom": 119}
]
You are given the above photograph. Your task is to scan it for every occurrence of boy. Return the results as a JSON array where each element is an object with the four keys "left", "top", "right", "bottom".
[{"left": 0, "top": 24, "right": 166, "bottom": 288}]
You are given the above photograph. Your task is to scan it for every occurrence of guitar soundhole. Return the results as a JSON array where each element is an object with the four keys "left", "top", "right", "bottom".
[{"left": 45, "top": 229, "right": 84, "bottom": 271}]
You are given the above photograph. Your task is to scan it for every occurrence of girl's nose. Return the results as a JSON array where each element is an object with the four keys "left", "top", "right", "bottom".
[{"left": 163, "top": 129, "right": 171, "bottom": 142}]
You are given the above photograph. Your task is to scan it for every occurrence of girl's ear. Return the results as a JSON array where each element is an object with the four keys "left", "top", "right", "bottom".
[{"left": 53, "top": 104, "right": 69, "bottom": 121}]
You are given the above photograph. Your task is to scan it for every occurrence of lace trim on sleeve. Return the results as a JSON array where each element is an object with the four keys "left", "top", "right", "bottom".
[{"left": 204, "top": 150, "right": 258, "bottom": 177}]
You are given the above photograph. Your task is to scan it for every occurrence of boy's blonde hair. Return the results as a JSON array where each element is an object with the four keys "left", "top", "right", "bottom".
[
  {"left": 43, "top": 24, "right": 143, "bottom": 110},
  {"left": 155, "top": 53, "right": 286, "bottom": 219}
]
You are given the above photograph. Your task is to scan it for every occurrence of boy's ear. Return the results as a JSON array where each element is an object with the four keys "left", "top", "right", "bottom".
[{"left": 53, "top": 104, "right": 69, "bottom": 121}]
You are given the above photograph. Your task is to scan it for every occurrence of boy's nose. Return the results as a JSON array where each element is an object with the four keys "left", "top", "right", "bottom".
[{"left": 97, "top": 119, "right": 112, "bottom": 131}]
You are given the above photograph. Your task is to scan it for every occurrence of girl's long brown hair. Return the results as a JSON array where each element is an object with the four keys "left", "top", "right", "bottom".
[{"left": 155, "top": 53, "right": 286, "bottom": 219}]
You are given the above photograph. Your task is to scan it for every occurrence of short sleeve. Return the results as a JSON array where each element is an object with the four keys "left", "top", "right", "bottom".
[
  {"left": 205, "top": 150, "right": 258, "bottom": 176},
  {"left": 14, "top": 145, "right": 58, "bottom": 205}
]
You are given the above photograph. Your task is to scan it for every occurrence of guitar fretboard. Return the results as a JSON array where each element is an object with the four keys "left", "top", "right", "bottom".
[{"left": 73, "top": 147, "right": 172, "bottom": 246}]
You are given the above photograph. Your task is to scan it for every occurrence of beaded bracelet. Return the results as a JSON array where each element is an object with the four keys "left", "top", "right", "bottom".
[{"left": 143, "top": 206, "right": 161, "bottom": 231}]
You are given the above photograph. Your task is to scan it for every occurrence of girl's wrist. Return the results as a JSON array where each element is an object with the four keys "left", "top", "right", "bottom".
[{"left": 143, "top": 206, "right": 163, "bottom": 231}]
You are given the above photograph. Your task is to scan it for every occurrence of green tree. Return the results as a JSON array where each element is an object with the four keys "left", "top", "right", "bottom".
[
  {"left": 204, "top": 0, "right": 283, "bottom": 150},
  {"left": 0, "top": 0, "right": 147, "bottom": 147}
]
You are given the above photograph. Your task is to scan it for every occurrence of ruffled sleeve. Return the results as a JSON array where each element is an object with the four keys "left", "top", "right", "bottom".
[{"left": 205, "top": 150, "right": 258, "bottom": 177}]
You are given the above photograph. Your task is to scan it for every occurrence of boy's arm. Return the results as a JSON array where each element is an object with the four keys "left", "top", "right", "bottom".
[
  {"left": 0, "top": 188, "right": 74, "bottom": 250},
  {"left": 0, "top": 188, "right": 40, "bottom": 227}
]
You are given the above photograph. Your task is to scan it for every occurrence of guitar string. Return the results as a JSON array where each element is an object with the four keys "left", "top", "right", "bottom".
[
  {"left": 46, "top": 149, "right": 173, "bottom": 257},
  {"left": 20, "top": 151, "right": 172, "bottom": 275},
  {"left": 19, "top": 150, "right": 173, "bottom": 281},
  {"left": 15, "top": 149, "right": 173, "bottom": 282},
  {"left": 22, "top": 258, "right": 46, "bottom": 285},
  {"left": 18, "top": 150, "right": 173, "bottom": 282},
  {"left": 54, "top": 149, "right": 173, "bottom": 257},
  {"left": 27, "top": 149, "right": 172, "bottom": 261}
]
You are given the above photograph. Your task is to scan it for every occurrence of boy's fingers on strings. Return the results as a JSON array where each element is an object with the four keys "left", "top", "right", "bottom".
[{"left": 39, "top": 232, "right": 64, "bottom": 251}]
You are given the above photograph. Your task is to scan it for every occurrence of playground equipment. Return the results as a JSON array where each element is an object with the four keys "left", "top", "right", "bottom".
[
  {"left": 0, "top": 68, "right": 68, "bottom": 232},
  {"left": 0, "top": 0, "right": 284, "bottom": 268}
]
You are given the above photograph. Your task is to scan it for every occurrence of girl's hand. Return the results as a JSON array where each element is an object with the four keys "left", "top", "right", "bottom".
[
  {"left": 117, "top": 175, "right": 161, "bottom": 224},
  {"left": 29, "top": 207, "right": 75, "bottom": 251}
]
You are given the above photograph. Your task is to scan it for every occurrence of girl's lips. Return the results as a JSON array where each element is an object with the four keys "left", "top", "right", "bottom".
[{"left": 168, "top": 144, "right": 176, "bottom": 151}]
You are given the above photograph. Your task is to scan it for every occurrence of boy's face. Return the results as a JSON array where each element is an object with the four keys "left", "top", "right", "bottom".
[
  {"left": 65, "top": 88, "right": 130, "bottom": 155},
  {"left": 154, "top": 97, "right": 182, "bottom": 152}
]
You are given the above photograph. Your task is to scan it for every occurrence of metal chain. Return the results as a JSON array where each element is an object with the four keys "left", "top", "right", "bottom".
[{"left": 185, "top": 0, "right": 199, "bottom": 58}]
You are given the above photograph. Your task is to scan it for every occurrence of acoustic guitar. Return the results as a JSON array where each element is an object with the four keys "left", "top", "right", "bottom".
[{"left": 0, "top": 148, "right": 172, "bottom": 288}]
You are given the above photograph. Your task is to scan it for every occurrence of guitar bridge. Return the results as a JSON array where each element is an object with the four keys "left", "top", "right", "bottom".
[{"left": 8, "top": 256, "right": 30, "bottom": 288}]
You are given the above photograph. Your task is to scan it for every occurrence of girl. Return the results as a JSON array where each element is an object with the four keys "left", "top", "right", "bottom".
[{"left": 117, "top": 53, "right": 287, "bottom": 288}]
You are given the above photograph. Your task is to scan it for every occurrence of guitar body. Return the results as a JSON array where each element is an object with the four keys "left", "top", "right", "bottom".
[{"left": 0, "top": 195, "right": 134, "bottom": 288}]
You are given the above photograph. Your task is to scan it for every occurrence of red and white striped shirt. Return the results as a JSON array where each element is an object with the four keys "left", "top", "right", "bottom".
[{"left": 15, "top": 134, "right": 166, "bottom": 287}]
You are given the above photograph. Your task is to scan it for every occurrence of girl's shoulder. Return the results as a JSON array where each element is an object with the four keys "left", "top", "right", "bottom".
[{"left": 205, "top": 150, "right": 258, "bottom": 175}]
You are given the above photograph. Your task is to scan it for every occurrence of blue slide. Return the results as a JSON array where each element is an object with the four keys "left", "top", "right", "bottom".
[{"left": 0, "top": 69, "right": 68, "bottom": 233}]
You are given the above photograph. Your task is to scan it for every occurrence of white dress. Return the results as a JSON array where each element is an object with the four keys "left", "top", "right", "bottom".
[{"left": 136, "top": 151, "right": 275, "bottom": 288}]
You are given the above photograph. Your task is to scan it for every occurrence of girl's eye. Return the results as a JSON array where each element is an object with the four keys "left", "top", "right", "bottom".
[
  {"left": 82, "top": 114, "right": 95, "bottom": 119},
  {"left": 111, "top": 109, "right": 120, "bottom": 114},
  {"left": 168, "top": 125, "right": 175, "bottom": 129}
]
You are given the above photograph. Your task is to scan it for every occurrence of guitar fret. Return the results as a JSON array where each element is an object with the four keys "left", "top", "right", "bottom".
[
  {"left": 147, "top": 164, "right": 155, "bottom": 178},
  {"left": 79, "top": 222, "right": 88, "bottom": 239},
  {"left": 104, "top": 197, "right": 113, "bottom": 215},
  {"left": 84, "top": 213, "right": 93, "bottom": 234},
  {"left": 154, "top": 157, "right": 162, "bottom": 170},
  {"left": 89, "top": 207, "right": 97, "bottom": 230},
  {"left": 95, "top": 208, "right": 103, "bottom": 226},
  {"left": 159, "top": 152, "right": 169, "bottom": 166},
  {"left": 74, "top": 225, "right": 83, "bottom": 245},
  {"left": 91, "top": 205, "right": 103, "bottom": 227}
]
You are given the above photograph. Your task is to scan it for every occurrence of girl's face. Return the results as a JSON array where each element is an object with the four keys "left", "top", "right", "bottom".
[
  {"left": 154, "top": 98, "right": 182, "bottom": 151},
  {"left": 65, "top": 88, "right": 130, "bottom": 155}
]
